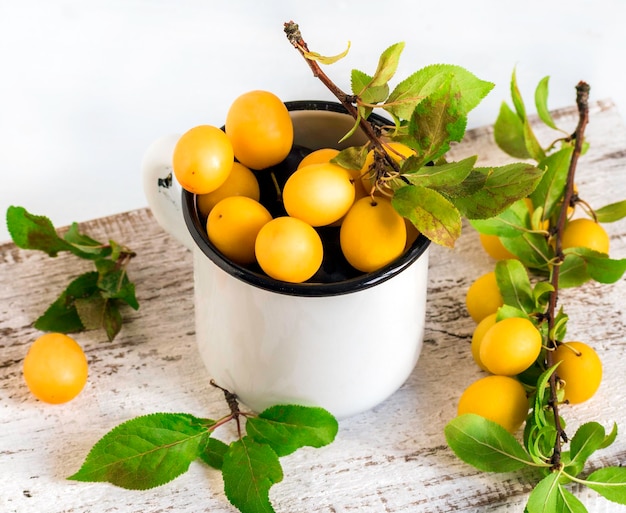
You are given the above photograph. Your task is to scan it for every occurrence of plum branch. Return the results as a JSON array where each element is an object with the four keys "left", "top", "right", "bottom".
[{"left": 545, "top": 81, "right": 590, "bottom": 467}]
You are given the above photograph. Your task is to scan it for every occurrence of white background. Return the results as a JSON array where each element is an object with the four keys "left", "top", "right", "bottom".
[{"left": 1, "top": 0, "right": 625, "bottom": 243}]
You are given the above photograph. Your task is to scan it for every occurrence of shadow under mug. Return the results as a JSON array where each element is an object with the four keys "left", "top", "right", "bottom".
[{"left": 142, "top": 100, "right": 431, "bottom": 419}]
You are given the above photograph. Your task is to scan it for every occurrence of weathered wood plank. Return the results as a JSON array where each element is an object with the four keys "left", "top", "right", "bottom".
[{"left": 1, "top": 100, "right": 624, "bottom": 512}]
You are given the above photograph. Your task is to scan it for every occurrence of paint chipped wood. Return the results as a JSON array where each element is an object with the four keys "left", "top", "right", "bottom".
[{"left": 1, "top": 100, "right": 625, "bottom": 513}]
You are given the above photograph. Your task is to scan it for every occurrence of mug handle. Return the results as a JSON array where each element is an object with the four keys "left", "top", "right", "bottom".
[{"left": 141, "top": 134, "right": 195, "bottom": 250}]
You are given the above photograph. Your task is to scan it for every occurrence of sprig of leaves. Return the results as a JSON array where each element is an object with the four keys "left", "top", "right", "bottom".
[
  {"left": 68, "top": 386, "right": 339, "bottom": 513},
  {"left": 5, "top": 206, "right": 138, "bottom": 341},
  {"left": 285, "top": 22, "right": 545, "bottom": 248},
  {"left": 347, "top": 45, "right": 546, "bottom": 248}
]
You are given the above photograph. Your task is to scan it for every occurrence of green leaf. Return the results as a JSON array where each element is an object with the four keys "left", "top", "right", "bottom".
[
  {"left": 566, "top": 422, "right": 606, "bottom": 476},
  {"left": 563, "top": 248, "right": 626, "bottom": 284},
  {"left": 470, "top": 200, "right": 529, "bottom": 237},
  {"left": 401, "top": 156, "right": 476, "bottom": 190},
  {"left": 74, "top": 294, "right": 108, "bottom": 331},
  {"left": 502, "top": 231, "right": 553, "bottom": 271},
  {"left": 72, "top": 293, "right": 125, "bottom": 341},
  {"left": 526, "top": 472, "right": 588, "bottom": 513},
  {"left": 199, "top": 437, "right": 229, "bottom": 470},
  {"left": 351, "top": 69, "right": 375, "bottom": 120},
  {"left": 558, "top": 253, "right": 591, "bottom": 288},
  {"left": 533, "top": 281, "right": 555, "bottom": 309},
  {"left": 68, "top": 413, "right": 210, "bottom": 490},
  {"left": 96, "top": 260, "right": 139, "bottom": 309},
  {"left": 435, "top": 168, "right": 487, "bottom": 199},
  {"left": 585, "top": 466, "right": 626, "bottom": 505},
  {"left": 404, "top": 74, "right": 467, "bottom": 162},
  {"left": 451, "top": 163, "right": 544, "bottom": 220},
  {"left": 385, "top": 63, "right": 493, "bottom": 121},
  {"left": 510, "top": 67, "right": 527, "bottom": 120},
  {"left": 535, "top": 76, "right": 558, "bottom": 130},
  {"left": 103, "top": 300, "right": 123, "bottom": 341},
  {"left": 63, "top": 223, "right": 110, "bottom": 259},
  {"left": 34, "top": 271, "right": 100, "bottom": 333},
  {"left": 494, "top": 101, "right": 531, "bottom": 159},
  {"left": 523, "top": 117, "right": 546, "bottom": 162},
  {"left": 495, "top": 259, "right": 535, "bottom": 314},
  {"left": 6, "top": 205, "right": 74, "bottom": 257},
  {"left": 599, "top": 423, "right": 618, "bottom": 450},
  {"left": 595, "top": 199, "right": 626, "bottom": 223},
  {"left": 351, "top": 69, "right": 373, "bottom": 96},
  {"left": 246, "top": 405, "right": 338, "bottom": 457},
  {"left": 551, "top": 307, "right": 569, "bottom": 343},
  {"left": 360, "top": 82, "right": 390, "bottom": 108},
  {"left": 531, "top": 425, "right": 559, "bottom": 465},
  {"left": 505, "top": 68, "right": 545, "bottom": 162},
  {"left": 369, "top": 42, "right": 404, "bottom": 88},
  {"left": 496, "top": 304, "right": 530, "bottom": 321},
  {"left": 337, "top": 114, "right": 363, "bottom": 144},
  {"left": 531, "top": 146, "right": 574, "bottom": 220},
  {"left": 392, "top": 185, "right": 462, "bottom": 248},
  {"left": 444, "top": 414, "right": 533, "bottom": 473},
  {"left": 223, "top": 436, "right": 283, "bottom": 513},
  {"left": 332, "top": 144, "right": 368, "bottom": 171},
  {"left": 531, "top": 364, "right": 560, "bottom": 433}
]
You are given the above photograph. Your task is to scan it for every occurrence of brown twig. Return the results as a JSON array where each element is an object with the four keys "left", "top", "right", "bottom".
[
  {"left": 546, "top": 81, "right": 590, "bottom": 467},
  {"left": 210, "top": 379, "right": 243, "bottom": 438},
  {"left": 283, "top": 21, "right": 402, "bottom": 183}
]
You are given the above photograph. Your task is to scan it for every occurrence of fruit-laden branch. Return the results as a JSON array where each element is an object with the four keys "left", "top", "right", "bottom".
[{"left": 546, "top": 81, "right": 591, "bottom": 467}]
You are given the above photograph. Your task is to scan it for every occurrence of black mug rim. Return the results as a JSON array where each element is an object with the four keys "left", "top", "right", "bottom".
[{"left": 182, "top": 100, "right": 431, "bottom": 297}]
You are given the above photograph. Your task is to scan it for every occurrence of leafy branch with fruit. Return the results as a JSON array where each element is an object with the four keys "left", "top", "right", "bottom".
[
  {"left": 446, "top": 73, "right": 626, "bottom": 511},
  {"left": 283, "top": 21, "right": 543, "bottom": 252},
  {"left": 6, "top": 20, "right": 626, "bottom": 513}
]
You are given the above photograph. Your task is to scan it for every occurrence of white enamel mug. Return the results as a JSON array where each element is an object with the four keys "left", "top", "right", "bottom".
[{"left": 142, "top": 101, "right": 430, "bottom": 418}]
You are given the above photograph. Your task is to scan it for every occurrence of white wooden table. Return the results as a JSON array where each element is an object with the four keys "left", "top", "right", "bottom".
[{"left": 1, "top": 100, "right": 625, "bottom": 512}]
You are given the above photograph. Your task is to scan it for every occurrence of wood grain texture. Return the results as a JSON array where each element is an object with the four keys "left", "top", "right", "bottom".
[{"left": 1, "top": 100, "right": 625, "bottom": 513}]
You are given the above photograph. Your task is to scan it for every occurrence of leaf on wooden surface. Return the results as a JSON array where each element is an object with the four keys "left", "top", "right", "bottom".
[
  {"left": 595, "top": 199, "right": 626, "bottom": 223},
  {"left": 223, "top": 436, "right": 283, "bottom": 513},
  {"left": 6, "top": 205, "right": 74, "bottom": 257},
  {"left": 200, "top": 438, "right": 229, "bottom": 470},
  {"left": 246, "top": 404, "right": 338, "bottom": 457},
  {"left": 526, "top": 472, "right": 588, "bottom": 513},
  {"left": 562, "top": 248, "right": 626, "bottom": 285},
  {"left": 565, "top": 422, "right": 607, "bottom": 477},
  {"left": 585, "top": 466, "right": 626, "bottom": 505},
  {"left": 445, "top": 414, "right": 533, "bottom": 473},
  {"left": 34, "top": 271, "right": 100, "bottom": 333},
  {"left": 68, "top": 413, "right": 211, "bottom": 490}
]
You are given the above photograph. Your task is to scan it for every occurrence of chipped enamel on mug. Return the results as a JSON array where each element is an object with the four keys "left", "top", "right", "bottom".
[{"left": 142, "top": 101, "right": 430, "bottom": 419}]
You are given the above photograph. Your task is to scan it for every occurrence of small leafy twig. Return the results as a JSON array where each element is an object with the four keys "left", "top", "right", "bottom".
[
  {"left": 69, "top": 383, "right": 339, "bottom": 513},
  {"left": 5, "top": 206, "right": 139, "bottom": 341},
  {"left": 284, "top": 21, "right": 402, "bottom": 177}
]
